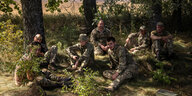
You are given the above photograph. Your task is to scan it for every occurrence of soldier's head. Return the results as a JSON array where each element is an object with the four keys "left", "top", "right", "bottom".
[
  {"left": 34, "top": 34, "right": 42, "bottom": 43},
  {"left": 156, "top": 22, "right": 164, "bottom": 33},
  {"left": 79, "top": 34, "right": 88, "bottom": 46},
  {"left": 97, "top": 20, "right": 104, "bottom": 30},
  {"left": 107, "top": 37, "right": 116, "bottom": 50},
  {"left": 139, "top": 25, "right": 146, "bottom": 35}
]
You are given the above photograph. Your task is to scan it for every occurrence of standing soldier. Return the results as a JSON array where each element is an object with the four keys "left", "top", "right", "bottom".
[
  {"left": 125, "top": 25, "right": 150, "bottom": 54},
  {"left": 103, "top": 37, "right": 138, "bottom": 91},
  {"left": 90, "top": 20, "right": 111, "bottom": 55},
  {"left": 151, "top": 22, "right": 173, "bottom": 60},
  {"left": 66, "top": 34, "right": 94, "bottom": 72}
]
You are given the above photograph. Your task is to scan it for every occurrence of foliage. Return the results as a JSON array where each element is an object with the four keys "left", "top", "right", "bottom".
[
  {"left": 152, "top": 62, "right": 177, "bottom": 85},
  {"left": 0, "top": 20, "right": 23, "bottom": 72},
  {"left": 62, "top": 68, "right": 103, "bottom": 96},
  {"left": 17, "top": 56, "right": 43, "bottom": 84},
  {"left": 0, "top": 0, "right": 21, "bottom": 15}
]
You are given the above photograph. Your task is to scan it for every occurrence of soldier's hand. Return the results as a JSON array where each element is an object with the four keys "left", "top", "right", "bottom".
[
  {"left": 130, "top": 48, "right": 135, "bottom": 52},
  {"left": 112, "top": 72, "right": 119, "bottom": 80},
  {"left": 72, "top": 56, "right": 78, "bottom": 60},
  {"left": 126, "top": 38, "right": 129, "bottom": 43}
]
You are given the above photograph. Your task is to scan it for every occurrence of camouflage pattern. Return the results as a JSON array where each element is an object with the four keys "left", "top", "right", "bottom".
[
  {"left": 90, "top": 27, "right": 111, "bottom": 55},
  {"left": 103, "top": 45, "right": 138, "bottom": 89},
  {"left": 151, "top": 30, "right": 173, "bottom": 55},
  {"left": 66, "top": 42, "right": 94, "bottom": 69},
  {"left": 15, "top": 44, "right": 58, "bottom": 86},
  {"left": 44, "top": 45, "right": 57, "bottom": 64},
  {"left": 126, "top": 32, "right": 150, "bottom": 50},
  {"left": 35, "top": 68, "right": 70, "bottom": 88}
]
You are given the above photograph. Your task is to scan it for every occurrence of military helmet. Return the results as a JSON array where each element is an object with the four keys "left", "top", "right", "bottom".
[{"left": 79, "top": 34, "right": 88, "bottom": 41}]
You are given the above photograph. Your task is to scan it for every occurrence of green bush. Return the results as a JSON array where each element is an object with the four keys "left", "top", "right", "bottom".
[
  {"left": 152, "top": 62, "right": 177, "bottom": 85},
  {"left": 0, "top": 20, "right": 23, "bottom": 72},
  {"left": 62, "top": 68, "right": 103, "bottom": 96}
]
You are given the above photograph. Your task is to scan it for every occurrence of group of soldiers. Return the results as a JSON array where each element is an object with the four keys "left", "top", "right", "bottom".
[{"left": 14, "top": 19, "right": 173, "bottom": 92}]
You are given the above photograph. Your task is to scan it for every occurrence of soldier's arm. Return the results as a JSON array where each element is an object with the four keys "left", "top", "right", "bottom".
[
  {"left": 78, "top": 45, "right": 94, "bottom": 63},
  {"left": 116, "top": 47, "right": 127, "bottom": 74},
  {"left": 150, "top": 32, "right": 162, "bottom": 40},
  {"left": 90, "top": 30, "right": 99, "bottom": 46},
  {"left": 135, "top": 38, "right": 150, "bottom": 50},
  {"left": 66, "top": 44, "right": 80, "bottom": 58}
]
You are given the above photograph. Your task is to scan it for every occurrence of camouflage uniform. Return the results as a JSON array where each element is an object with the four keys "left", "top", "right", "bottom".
[
  {"left": 15, "top": 42, "right": 58, "bottom": 86},
  {"left": 151, "top": 30, "right": 173, "bottom": 56},
  {"left": 90, "top": 27, "right": 111, "bottom": 55},
  {"left": 25, "top": 41, "right": 57, "bottom": 68},
  {"left": 103, "top": 45, "right": 138, "bottom": 89},
  {"left": 66, "top": 42, "right": 94, "bottom": 69},
  {"left": 35, "top": 68, "right": 71, "bottom": 88},
  {"left": 125, "top": 32, "right": 150, "bottom": 51}
]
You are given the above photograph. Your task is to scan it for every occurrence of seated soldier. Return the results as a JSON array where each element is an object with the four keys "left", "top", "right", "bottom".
[
  {"left": 25, "top": 34, "right": 57, "bottom": 70},
  {"left": 90, "top": 20, "right": 111, "bottom": 55},
  {"left": 125, "top": 25, "right": 150, "bottom": 54},
  {"left": 66, "top": 34, "right": 94, "bottom": 72},
  {"left": 103, "top": 37, "right": 138, "bottom": 91},
  {"left": 15, "top": 34, "right": 71, "bottom": 87},
  {"left": 151, "top": 22, "right": 173, "bottom": 60}
]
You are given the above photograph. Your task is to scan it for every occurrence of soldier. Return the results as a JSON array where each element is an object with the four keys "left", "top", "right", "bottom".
[
  {"left": 25, "top": 34, "right": 57, "bottom": 70},
  {"left": 125, "top": 25, "right": 150, "bottom": 54},
  {"left": 15, "top": 34, "right": 72, "bottom": 87},
  {"left": 103, "top": 37, "right": 138, "bottom": 91},
  {"left": 151, "top": 22, "right": 173, "bottom": 60},
  {"left": 66, "top": 34, "right": 94, "bottom": 72},
  {"left": 90, "top": 20, "right": 111, "bottom": 55}
]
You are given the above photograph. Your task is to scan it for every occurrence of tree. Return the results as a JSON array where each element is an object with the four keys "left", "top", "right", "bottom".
[
  {"left": 150, "top": 0, "right": 162, "bottom": 31},
  {"left": 20, "top": 0, "right": 47, "bottom": 50},
  {"left": 172, "top": 0, "right": 182, "bottom": 33},
  {"left": 83, "top": 0, "right": 97, "bottom": 34}
]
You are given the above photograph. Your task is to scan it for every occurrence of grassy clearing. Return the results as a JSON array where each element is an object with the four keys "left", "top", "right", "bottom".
[{"left": 0, "top": 13, "right": 192, "bottom": 96}]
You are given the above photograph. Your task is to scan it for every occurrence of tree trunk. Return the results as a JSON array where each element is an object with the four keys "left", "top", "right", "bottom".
[
  {"left": 83, "top": 0, "right": 97, "bottom": 34},
  {"left": 150, "top": 0, "right": 162, "bottom": 31},
  {"left": 172, "top": 0, "right": 182, "bottom": 33},
  {"left": 21, "top": 0, "right": 47, "bottom": 49}
]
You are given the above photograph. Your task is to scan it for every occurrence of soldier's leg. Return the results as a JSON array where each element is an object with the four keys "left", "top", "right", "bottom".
[
  {"left": 44, "top": 45, "right": 57, "bottom": 64},
  {"left": 35, "top": 76, "right": 62, "bottom": 88},
  {"left": 166, "top": 39, "right": 173, "bottom": 55},
  {"left": 153, "top": 40, "right": 163, "bottom": 60},
  {"left": 103, "top": 70, "right": 116, "bottom": 79},
  {"left": 110, "top": 69, "right": 133, "bottom": 89},
  {"left": 94, "top": 46, "right": 105, "bottom": 55}
]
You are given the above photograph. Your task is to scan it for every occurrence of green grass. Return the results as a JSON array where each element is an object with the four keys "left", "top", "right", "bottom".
[{"left": 0, "top": 14, "right": 192, "bottom": 96}]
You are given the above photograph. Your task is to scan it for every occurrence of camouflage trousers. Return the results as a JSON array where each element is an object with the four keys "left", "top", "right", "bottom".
[
  {"left": 44, "top": 45, "right": 57, "bottom": 64},
  {"left": 103, "top": 68, "right": 133, "bottom": 89},
  {"left": 94, "top": 46, "right": 106, "bottom": 55},
  {"left": 125, "top": 38, "right": 138, "bottom": 49},
  {"left": 152, "top": 39, "right": 173, "bottom": 55},
  {"left": 36, "top": 68, "right": 70, "bottom": 88},
  {"left": 68, "top": 55, "right": 92, "bottom": 70}
]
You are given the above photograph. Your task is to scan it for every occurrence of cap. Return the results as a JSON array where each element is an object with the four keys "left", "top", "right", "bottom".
[
  {"left": 79, "top": 34, "right": 88, "bottom": 41},
  {"left": 140, "top": 25, "right": 146, "bottom": 30},
  {"left": 156, "top": 22, "right": 164, "bottom": 27}
]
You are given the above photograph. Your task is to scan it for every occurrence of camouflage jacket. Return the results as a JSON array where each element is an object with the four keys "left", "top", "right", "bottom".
[
  {"left": 108, "top": 44, "right": 136, "bottom": 74},
  {"left": 127, "top": 32, "right": 150, "bottom": 50},
  {"left": 66, "top": 42, "right": 94, "bottom": 64},
  {"left": 151, "top": 30, "right": 171, "bottom": 37},
  {"left": 90, "top": 27, "right": 111, "bottom": 47}
]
